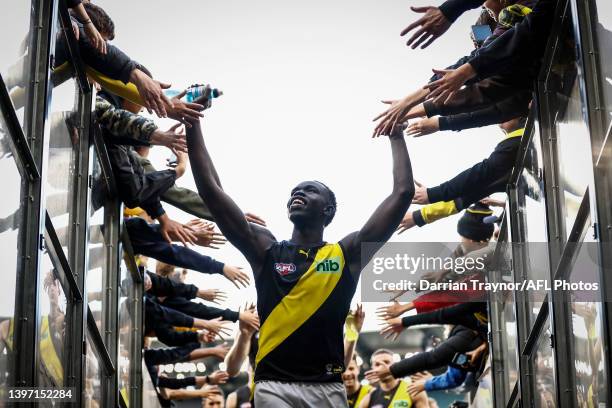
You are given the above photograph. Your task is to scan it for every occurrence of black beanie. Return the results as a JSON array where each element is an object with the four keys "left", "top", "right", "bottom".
[{"left": 457, "top": 203, "right": 495, "bottom": 241}]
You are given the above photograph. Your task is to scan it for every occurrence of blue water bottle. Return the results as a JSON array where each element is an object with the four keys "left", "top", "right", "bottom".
[{"left": 186, "top": 84, "right": 223, "bottom": 103}]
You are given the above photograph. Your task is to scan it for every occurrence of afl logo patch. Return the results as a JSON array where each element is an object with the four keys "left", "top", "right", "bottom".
[{"left": 274, "top": 262, "right": 296, "bottom": 276}]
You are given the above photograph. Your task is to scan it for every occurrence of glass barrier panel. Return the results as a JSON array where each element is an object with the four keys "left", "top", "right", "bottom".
[
  {"left": 517, "top": 125, "right": 550, "bottom": 328},
  {"left": 594, "top": 0, "right": 612, "bottom": 139},
  {"left": 0, "top": 110, "right": 27, "bottom": 401},
  {"left": 44, "top": 73, "right": 79, "bottom": 263},
  {"left": 84, "top": 335, "right": 103, "bottom": 408},
  {"left": 0, "top": 1, "right": 33, "bottom": 127},
  {"left": 533, "top": 324, "right": 556, "bottom": 408},
  {"left": 118, "top": 259, "right": 133, "bottom": 407},
  {"left": 86, "top": 150, "right": 109, "bottom": 340},
  {"left": 568, "top": 233, "right": 607, "bottom": 406},
  {"left": 37, "top": 252, "right": 70, "bottom": 388},
  {"left": 554, "top": 78, "right": 592, "bottom": 239}
]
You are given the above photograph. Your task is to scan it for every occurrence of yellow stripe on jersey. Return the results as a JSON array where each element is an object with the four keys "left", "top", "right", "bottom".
[
  {"left": 39, "top": 316, "right": 64, "bottom": 386},
  {"left": 256, "top": 243, "right": 345, "bottom": 366},
  {"left": 354, "top": 384, "right": 372, "bottom": 408},
  {"left": 390, "top": 380, "right": 413, "bottom": 407}
]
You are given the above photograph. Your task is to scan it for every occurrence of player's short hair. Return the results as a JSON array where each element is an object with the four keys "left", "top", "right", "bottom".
[
  {"left": 313, "top": 180, "right": 337, "bottom": 226},
  {"left": 371, "top": 348, "right": 394, "bottom": 363}
]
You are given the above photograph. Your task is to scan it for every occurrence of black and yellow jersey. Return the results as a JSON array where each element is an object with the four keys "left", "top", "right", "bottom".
[
  {"left": 348, "top": 384, "right": 373, "bottom": 408},
  {"left": 254, "top": 240, "right": 357, "bottom": 383},
  {"left": 368, "top": 380, "right": 413, "bottom": 408}
]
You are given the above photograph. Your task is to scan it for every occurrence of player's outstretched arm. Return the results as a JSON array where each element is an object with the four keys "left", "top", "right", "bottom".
[
  {"left": 341, "top": 126, "right": 414, "bottom": 275},
  {"left": 186, "top": 120, "right": 274, "bottom": 267}
]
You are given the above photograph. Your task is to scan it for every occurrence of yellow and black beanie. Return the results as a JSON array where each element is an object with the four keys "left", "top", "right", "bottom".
[{"left": 457, "top": 203, "right": 495, "bottom": 241}]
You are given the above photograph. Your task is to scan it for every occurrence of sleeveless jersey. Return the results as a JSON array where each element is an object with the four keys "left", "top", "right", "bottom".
[
  {"left": 254, "top": 241, "right": 357, "bottom": 383},
  {"left": 348, "top": 384, "right": 373, "bottom": 408},
  {"left": 368, "top": 380, "right": 413, "bottom": 408}
]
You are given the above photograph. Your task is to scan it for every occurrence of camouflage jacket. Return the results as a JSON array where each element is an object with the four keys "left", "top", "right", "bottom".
[{"left": 94, "top": 96, "right": 157, "bottom": 144}]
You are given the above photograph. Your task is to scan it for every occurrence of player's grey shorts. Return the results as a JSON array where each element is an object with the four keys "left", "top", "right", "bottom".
[{"left": 254, "top": 381, "right": 348, "bottom": 408}]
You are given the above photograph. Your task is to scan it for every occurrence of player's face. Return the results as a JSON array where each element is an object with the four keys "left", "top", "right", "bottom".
[
  {"left": 287, "top": 181, "right": 330, "bottom": 226},
  {"left": 371, "top": 353, "right": 393, "bottom": 370},
  {"left": 202, "top": 394, "right": 224, "bottom": 408},
  {"left": 342, "top": 359, "right": 360, "bottom": 388}
]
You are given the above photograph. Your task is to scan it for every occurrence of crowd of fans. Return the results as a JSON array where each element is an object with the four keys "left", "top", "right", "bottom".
[{"left": 2, "top": 0, "right": 560, "bottom": 405}]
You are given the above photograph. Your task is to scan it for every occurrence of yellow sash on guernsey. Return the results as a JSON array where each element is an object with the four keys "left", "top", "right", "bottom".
[
  {"left": 39, "top": 316, "right": 64, "bottom": 386},
  {"left": 255, "top": 243, "right": 345, "bottom": 365},
  {"left": 351, "top": 384, "right": 372, "bottom": 408},
  {"left": 120, "top": 387, "right": 129, "bottom": 407},
  {"left": 388, "top": 380, "right": 413, "bottom": 408}
]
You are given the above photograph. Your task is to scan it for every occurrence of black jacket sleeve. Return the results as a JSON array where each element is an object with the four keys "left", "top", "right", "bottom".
[
  {"left": 468, "top": 0, "right": 557, "bottom": 79},
  {"left": 438, "top": 90, "right": 531, "bottom": 131},
  {"left": 161, "top": 297, "right": 240, "bottom": 322},
  {"left": 147, "top": 271, "right": 199, "bottom": 299},
  {"left": 155, "top": 326, "right": 199, "bottom": 347},
  {"left": 54, "top": 31, "right": 136, "bottom": 84},
  {"left": 157, "top": 376, "right": 197, "bottom": 389},
  {"left": 126, "top": 218, "right": 225, "bottom": 275},
  {"left": 146, "top": 299, "right": 195, "bottom": 329},
  {"left": 438, "top": 0, "right": 484, "bottom": 22},
  {"left": 66, "top": 0, "right": 82, "bottom": 7},
  {"left": 389, "top": 326, "right": 482, "bottom": 377},
  {"left": 427, "top": 136, "right": 521, "bottom": 203},
  {"left": 402, "top": 302, "right": 487, "bottom": 333}
]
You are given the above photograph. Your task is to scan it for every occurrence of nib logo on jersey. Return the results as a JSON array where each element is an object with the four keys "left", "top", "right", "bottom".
[{"left": 315, "top": 257, "right": 341, "bottom": 273}]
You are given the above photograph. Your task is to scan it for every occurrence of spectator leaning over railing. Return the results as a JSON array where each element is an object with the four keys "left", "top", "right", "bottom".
[
  {"left": 95, "top": 89, "right": 197, "bottom": 245},
  {"left": 373, "top": 0, "right": 535, "bottom": 137},
  {"left": 153, "top": 262, "right": 260, "bottom": 333},
  {"left": 397, "top": 117, "right": 525, "bottom": 230}
]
